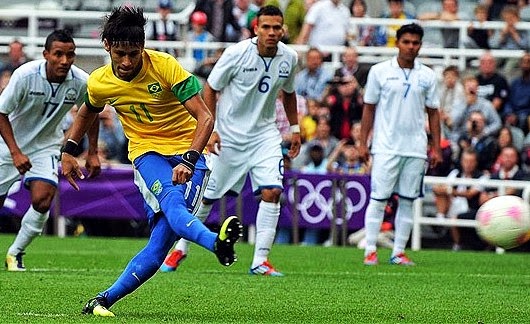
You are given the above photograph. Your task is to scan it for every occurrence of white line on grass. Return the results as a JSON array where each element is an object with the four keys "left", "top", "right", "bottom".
[{"left": 17, "top": 312, "right": 67, "bottom": 318}]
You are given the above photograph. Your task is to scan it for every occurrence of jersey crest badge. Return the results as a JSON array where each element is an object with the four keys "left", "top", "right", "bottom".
[
  {"left": 278, "top": 61, "right": 290, "bottom": 79},
  {"left": 147, "top": 82, "right": 163, "bottom": 98}
]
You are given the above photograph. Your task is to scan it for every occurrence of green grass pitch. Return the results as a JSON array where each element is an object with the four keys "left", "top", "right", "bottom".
[{"left": 0, "top": 234, "right": 529, "bottom": 323}]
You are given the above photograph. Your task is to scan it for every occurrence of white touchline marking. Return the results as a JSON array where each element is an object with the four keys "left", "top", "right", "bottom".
[{"left": 17, "top": 312, "right": 67, "bottom": 317}]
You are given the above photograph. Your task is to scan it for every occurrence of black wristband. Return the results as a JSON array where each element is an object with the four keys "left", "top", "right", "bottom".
[
  {"left": 61, "top": 139, "right": 78, "bottom": 156},
  {"left": 180, "top": 150, "right": 201, "bottom": 172}
]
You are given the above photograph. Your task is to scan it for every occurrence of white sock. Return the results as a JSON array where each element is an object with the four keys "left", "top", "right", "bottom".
[
  {"left": 392, "top": 198, "right": 414, "bottom": 257},
  {"left": 252, "top": 201, "right": 280, "bottom": 268},
  {"left": 173, "top": 202, "right": 213, "bottom": 255},
  {"left": 8, "top": 206, "right": 49, "bottom": 255},
  {"left": 364, "top": 199, "right": 386, "bottom": 256}
]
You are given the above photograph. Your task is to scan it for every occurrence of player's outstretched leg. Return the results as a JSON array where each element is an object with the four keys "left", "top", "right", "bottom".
[
  {"left": 82, "top": 296, "right": 115, "bottom": 317},
  {"left": 214, "top": 216, "right": 243, "bottom": 266}
]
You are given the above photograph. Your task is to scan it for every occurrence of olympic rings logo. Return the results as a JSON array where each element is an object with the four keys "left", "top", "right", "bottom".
[{"left": 287, "top": 178, "right": 368, "bottom": 224}]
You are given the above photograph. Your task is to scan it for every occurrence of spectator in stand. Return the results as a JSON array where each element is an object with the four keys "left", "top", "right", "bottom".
[
  {"left": 427, "top": 133, "right": 454, "bottom": 222},
  {"left": 333, "top": 47, "right": 370, "bottom": 89},
  {"left": 186, "top": 11, "right": 215, "bottom": 65},
  {"left": 295, "top": 47, "right": 332, "bottom": 101},
  {"left": 481, "top": 146, "right": 528, "bottom": 204},
  {"left": 349, "top": 0, "right": 377, "bottom": 47},
  {"left": 299, "top": 98, "right": 320, "bottom": 142},
  {"left": 466, "top": 4, "right": 493, "bottom": 49},
  {"left": 194, "top": 0, "right": 242, "bottom": 42},
  {"left": 0, "top": 40, "right": 29, "bottom": 74},
  {"left": 325, "top": 76, "right": 364, "bottom": 140},
  {"left": 456, "top": 111, "right": 499, "bottom": 172},
  {"left": 98, "top": 105, "right": 128, "bottom": 164},
  {"left": 438, "top": 66, "right": 465, "bottom": 139},
  {"left": 292, "top": 117, "right": 339, "bottom": 170},
  {"left": 275, "top": 90, "right": 308, "bottom": 142},
  {"left": 349, "top": 121, "right": 362, "bottom": 147},
  {"left": 230, "top": 0, "right": 256, "bottom": 40},
  {"left": 193, "top": 47, "right": 224, "bottom": 82},
  {"left": 491, "top": 129, "right": 522, "bottom": 173},
  {"left": 476, "top": 52, "right": 510, "bottom": 114},
  {"left": 504, "top": 53, "right": 530, "bottom": 133},
  {"left": 418, "top": 0, "right": 470, "bottom": 48},
  {"left": 483, "top": 0, "right": 528, "bottom": 21},
  {"left": 326, "top": 138, "right": 370, "bottom": 175},
  {"left": 442, "top": 149, "right": 487, "bottom": 251},
  {"left": 145, "top": 0, "right": 180, "bottom": 56},
  {"left": 0, "top": 70, "right": 12, "bottom": 95},
  {"left": 266, "top": 0, "right": 305, "bottom": 43},
  {"left": 491, "top": 5, "right": 529, "bottom": 74},
  {"left": 374, "top": 0, "right": 415, "bottom": 47},
  {"left": 451, "top": 75, "right": 502, "bottom": 145},
  {"left": 295, "top": 0, "right": 351, "bottom": 60}
]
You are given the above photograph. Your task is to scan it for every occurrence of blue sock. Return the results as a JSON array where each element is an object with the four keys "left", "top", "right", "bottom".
[
  {"left": 160, "top": 189, "right": 217, "bottom": 252},
  {"left": 100, "top": 216, "right": 177, "bottom": 307}
]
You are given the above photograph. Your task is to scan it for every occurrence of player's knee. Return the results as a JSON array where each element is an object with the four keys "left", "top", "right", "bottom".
[
  {"left": 261, "top": 188, "right": 282, "bottom": 203},
  {"left": 31, "top": 200, "right": 52, "bottom": 213}
]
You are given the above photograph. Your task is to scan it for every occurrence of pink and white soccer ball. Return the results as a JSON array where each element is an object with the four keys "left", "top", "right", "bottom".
[{"left": 476, "top": 195, "right": 530, "bottom": 249}]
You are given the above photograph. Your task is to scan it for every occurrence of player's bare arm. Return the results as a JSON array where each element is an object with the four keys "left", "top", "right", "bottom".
[
  {"left": 0, "top": 113, "right": 32, "bottom": 174},
  {"left": 173, "top": 93, "right": 214, "bottom": 185},
  {"left": 426, "top": 107, "right": 442, "bottom": 168},
  {"left": 359, "top": 103, "right": 376, "bottom": 162},
  {"left": 84, "top": 112, "right": 102, "bottom": 178},
  {"left": 61, "top": 103, "right": 99, "bottom": 190},
  {"left": 282, "top": 90, "right": 301, "bottom": 158},
  {"left": 202, "top": 82, "right": 221, "bottom": 154}
]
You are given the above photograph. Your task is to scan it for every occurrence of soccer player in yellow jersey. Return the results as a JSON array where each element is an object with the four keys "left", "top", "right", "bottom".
[{"left": 59, "top": 6, "right": 242, "bottom": 317}]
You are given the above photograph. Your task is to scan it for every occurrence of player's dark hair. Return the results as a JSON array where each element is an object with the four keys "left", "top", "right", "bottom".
[
  {"left": 44, "top": 29, "right": 74, "bottom": 51},
  {"left": 101, "top": 6, "right": 146, "bottom": 47},
  {"left": 396, "top": 23, "right": 424, "bottom": 41},
  {"left": 257, "top": 5, "right": 283, "bottom": 21}
]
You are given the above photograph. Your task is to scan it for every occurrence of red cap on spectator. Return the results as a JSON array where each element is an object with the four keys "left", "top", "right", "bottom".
[{"left": 191, "top": 11, "right": 208, "bottom": 26}]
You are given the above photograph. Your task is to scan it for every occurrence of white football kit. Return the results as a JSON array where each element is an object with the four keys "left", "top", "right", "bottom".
[
  {"left": 205, "top": 37, "right": 298, "bottom": 198},
  {"left": 364, "top": 57, "right": 439, "bottom": 199},
  {"left": 0, "top": 60, "right": 88, "bottom": 194}
]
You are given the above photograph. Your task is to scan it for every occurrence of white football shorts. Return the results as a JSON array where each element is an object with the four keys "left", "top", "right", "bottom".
[
  {"left": 0, "top": 148, "right": 60, "bottom": 195},
  {"left": 204, "top": 137, "right": 284, "bottom": 199},
  {"left": 369, "top": 153, "right": 426, "bottom": 200}
]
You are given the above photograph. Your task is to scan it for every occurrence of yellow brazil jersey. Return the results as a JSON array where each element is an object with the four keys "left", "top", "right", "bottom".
[{"left": 86, "top": 49, "right": 199, "bottom": 162}]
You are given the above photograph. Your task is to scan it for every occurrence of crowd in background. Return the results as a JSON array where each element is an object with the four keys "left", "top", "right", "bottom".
[{"left": 2, "top": 0, "right": 530, "bottom": 249}]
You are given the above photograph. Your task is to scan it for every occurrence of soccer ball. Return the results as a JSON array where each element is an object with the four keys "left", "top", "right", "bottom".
[{"left": 475, "top": 195, "right": 530, "bottom": 249}]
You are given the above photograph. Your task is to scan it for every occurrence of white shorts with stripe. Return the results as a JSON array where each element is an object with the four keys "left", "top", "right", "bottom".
[
  {"left": 204, "top": 137, "right": 284, "bottom": 199},
  {"left": 0, "top": 148, "right": 60, "bottom": 195}
]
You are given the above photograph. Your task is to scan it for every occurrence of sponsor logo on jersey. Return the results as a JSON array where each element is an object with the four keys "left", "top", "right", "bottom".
[
  {"left": 387, "top": 77, "right": 399, "bottom": 81},
  {"left": 243, "top": 67, "right": 258, "bottom": 73},
  {"left": 108, "top": 98, "right": 118, "bottom": 105},
  {"left": 147, "top": 82, "right": 163, "bottom": 98},
  {"left": 278, "top": 61, "right": 290, "bottom": 78},
  {"left": 29, "top": 91, "right": 45, "bottom": 96},
  {"left": 150, "top": 179, "right": 163, "bottom": 196}
]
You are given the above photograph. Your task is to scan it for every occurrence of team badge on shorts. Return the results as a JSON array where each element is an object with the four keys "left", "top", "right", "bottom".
[{"left": 150, "top": 179, "right": 163, "bottom": 196}]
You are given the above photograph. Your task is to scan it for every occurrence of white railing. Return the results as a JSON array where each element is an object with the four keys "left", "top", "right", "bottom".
[
  {"left": 1, "top": 11, "right": 529, "bottom": 72},
  {"left": 411, "top": 176, "right": 530, "bottom": 251}
]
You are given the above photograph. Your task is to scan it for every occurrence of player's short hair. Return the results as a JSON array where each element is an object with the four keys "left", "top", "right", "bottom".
[
  {"left": 101, "top": 6, "right": 146, "bottom": 47},
  {"left": 396, "top": 23, "right": 424, "bottom": 41},
  {"left": 257, "top": 5, "right": 283, "bottom": 22},
  {"left": 44, "top": 29, "right": 74, "bottom": 51}
]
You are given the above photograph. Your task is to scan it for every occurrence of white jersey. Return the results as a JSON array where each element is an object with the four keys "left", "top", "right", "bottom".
[
  {"left": 207, "top": 37, "right": 298, "bottom": 147},
  {"left": 363, "top": 57, "right": 439, "bottom": 159},
  {"left": 304, "top": 0, "right": 350, "bottom": 48},
  {"left": 0, "top": 60, "right": 88, "bottom": 155}
]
